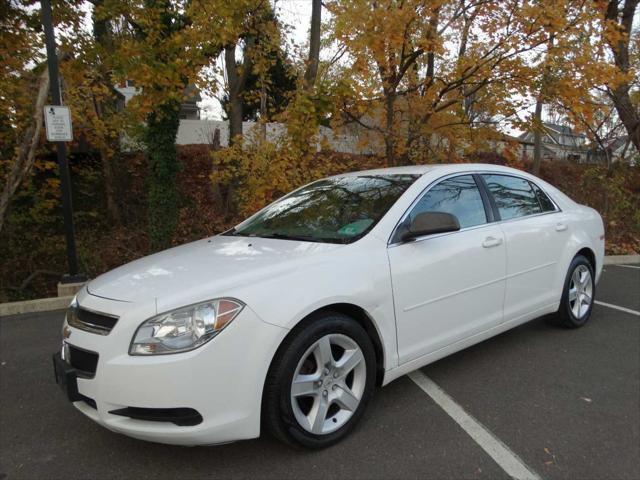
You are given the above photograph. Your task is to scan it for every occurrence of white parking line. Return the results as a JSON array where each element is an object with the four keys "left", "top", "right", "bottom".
[
  {"left": 408, "top": 370, "right": 542, "bottom": 480},
  {"left": 594, "top": 301, "right": 640, "bottom": 316},
  {"left": 616, "top": 265, "right": 640, "bottom": 270}
]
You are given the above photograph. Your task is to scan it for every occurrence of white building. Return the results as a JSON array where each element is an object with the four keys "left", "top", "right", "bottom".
[
  {"left": 115, "top": 81, "right": 202, "bottom": 120},
  {"left": 519, "top": 123, "right": 587, "bottom": 162}
]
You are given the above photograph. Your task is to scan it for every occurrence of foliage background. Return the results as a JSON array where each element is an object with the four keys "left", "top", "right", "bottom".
[{"left": 1, "top": 145, "right": 638, "bottom": 303}]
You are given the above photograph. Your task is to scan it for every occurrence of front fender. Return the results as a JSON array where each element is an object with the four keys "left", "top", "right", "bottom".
[{"left": 232, "top": 239, "right": 399, "bottom": 372}]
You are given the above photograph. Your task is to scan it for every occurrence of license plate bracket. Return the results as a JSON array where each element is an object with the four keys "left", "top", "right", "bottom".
[{"left": 52, "top": 352, "right": 82, "bottom": 402}]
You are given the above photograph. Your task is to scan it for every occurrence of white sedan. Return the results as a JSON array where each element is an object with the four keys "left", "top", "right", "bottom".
[{"left": 53, "top": 163, "right": 604, "bottom": 448}]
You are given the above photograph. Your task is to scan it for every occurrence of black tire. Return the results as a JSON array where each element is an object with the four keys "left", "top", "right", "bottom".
[
  {"left": 262, "top": 311, "right": 376, "bottom": 449},
  {"left": 552, "top": 254, "right": 596, "bottom": 328}
]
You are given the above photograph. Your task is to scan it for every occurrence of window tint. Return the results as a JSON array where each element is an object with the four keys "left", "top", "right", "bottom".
[
  {"left": 482, "top": 174, "right": 542, "bottom": 220},
  {"left": 410, "top": 175, "right": 487, "bottom": 229},
  {"left": 530, "top": 182, "right": 557, "bottom": 212}
]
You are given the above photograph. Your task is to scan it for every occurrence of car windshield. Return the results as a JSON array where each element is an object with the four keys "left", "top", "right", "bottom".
[{"left": 225, "top": 174, "right": 419, "bottom": 244}]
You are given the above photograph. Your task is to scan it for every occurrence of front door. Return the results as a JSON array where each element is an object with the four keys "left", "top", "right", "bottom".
[{"left": 388, "top": 175, "right": 507, "bottom": 365}]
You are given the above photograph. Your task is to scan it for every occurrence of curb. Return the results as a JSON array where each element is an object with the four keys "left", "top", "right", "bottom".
[
  {"left": 1, "top": 255, "right": 638, "bottom": 317},
  {"left": 0, "top": 295, "right": 73, "bottom": 317},
  {"left": 603, "top": 254, "right": 640, "bottom": 266}
]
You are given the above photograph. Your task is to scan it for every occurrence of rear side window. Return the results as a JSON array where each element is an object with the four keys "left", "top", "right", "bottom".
[
  {"left": 530, "top": 181, "right": 557, "bottom": 212},
  {"left": 482, "top": 174, "right": 542, "bottom": 220},
  {"left": 410, "top": 175, "right": 487, "bottom": 229}
]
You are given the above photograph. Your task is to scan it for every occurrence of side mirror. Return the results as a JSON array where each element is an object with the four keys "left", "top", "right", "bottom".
[{"left": 400, "top": 212, "right": 460, "bottom": 242}]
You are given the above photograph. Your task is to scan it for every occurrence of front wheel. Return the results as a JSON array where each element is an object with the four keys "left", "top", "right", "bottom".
[
  {"left": 553, "top": 255, "right": 595, "bottom": 328},
  {"left": 263, "top": 311, "right": 376, "bottom": 448}
]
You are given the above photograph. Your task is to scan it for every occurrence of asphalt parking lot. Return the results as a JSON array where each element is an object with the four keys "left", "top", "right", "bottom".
[{"left": 1, "top": 264, "right": 638, "bottom": 480}]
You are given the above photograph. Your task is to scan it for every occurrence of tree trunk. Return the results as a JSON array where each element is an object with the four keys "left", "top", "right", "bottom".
[
  {"left": 457, "top": 6, "right": 476, "bottom": 119},
  {"left": 0, "top": 68, "right": 49, "bottom": 233},
  {"left": 532, "top": 99, "right": 543, "bottom": 175},
  {"left": 304, "top": 0, "right": 321, "bottom": 88},
  {"left": 92, "top": 1, "right": 121, "bottom": 224},
  {"left": 99, "top": 146, "right": 120, "bottom": 223},
  {"left": 619, "top": 137, "right": 631, "bottom": 163},
  {"left": 225, "top": 45, "right": 243, "bottom": 144},
  {"left": 532, "top": 35, "right": 554, "bottom": 175},
  {"left": 225, "top": 38, "right": 255, "bottom": 145},
  {"left": 260, "top": 82, "right": 267, "bottom": 140},
  {"left": 424, "top": 8, "right": 439, "bottom": 87},
  {"left": 222, "top": 38, "right": 254, "bottom": 215},
  {"left": 610, "top": 85, "right": 640, "bottom": 152},
  {"left": 604, "top": 144, "right": 613, "bottom": 174},
  {"left": 384, "top": 90, "right": 397, "bottom": 166},
  {"left": 228, "top": 93, "right": 243, "bottom": 145},
  {"left": 605, "top": 0, "right": 640, "bottom": 152},
  {"left": 92, "top": 98, "right": 121, "bottom": 224}
]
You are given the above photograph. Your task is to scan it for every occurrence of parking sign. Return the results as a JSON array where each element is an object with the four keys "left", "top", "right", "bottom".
[{"left": 44, "top": 105, "right": 73, "bottom": 142}]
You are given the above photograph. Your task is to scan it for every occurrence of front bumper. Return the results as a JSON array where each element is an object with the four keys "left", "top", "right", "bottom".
[{"left": 55, "top": 290, "right": 288, "bottom": 446}]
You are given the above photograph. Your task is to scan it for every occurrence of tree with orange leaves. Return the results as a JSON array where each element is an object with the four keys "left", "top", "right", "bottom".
[{"left": 328, "top": 0, "right": 636, "bottom": 165}]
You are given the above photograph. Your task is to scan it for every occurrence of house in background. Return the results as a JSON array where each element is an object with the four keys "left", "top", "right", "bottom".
[
  {"left": 178, "top": 84, "right": 202, "bottom": 120},
  {"left": 586, "top": 135, "right": 637, "bottom": 165},
  {"left": 115, "top": 80, "right": 202, "bottom": 120},
  {"left": 488, "top": 133, "right": 553, "bottom": 161},
  {"left": 518, "top": 122, "right": 587, "bottom": 162}
]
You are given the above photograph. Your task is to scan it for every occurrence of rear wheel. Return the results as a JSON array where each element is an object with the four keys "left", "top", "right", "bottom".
[
  {"left": 553, "top": 255, "right": 595, "bottom": 328},
  {"left": 263, "top": 311, "right": 376, "bottom": 448}
]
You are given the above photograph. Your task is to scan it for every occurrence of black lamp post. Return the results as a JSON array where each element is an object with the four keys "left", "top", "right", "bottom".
[{"left": 40, "top": 0, "right": 85, "bottom": 283}]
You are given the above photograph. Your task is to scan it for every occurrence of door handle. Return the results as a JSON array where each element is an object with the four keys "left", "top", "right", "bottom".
[
  {"left": 482, "top": 236, "right": 503, "bottom": 248},
  {"left": 555, "top": 223, "right": 568, "bottom": 232}
]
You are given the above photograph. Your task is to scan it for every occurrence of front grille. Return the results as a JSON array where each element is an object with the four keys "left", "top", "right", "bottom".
[
  {"left": 69, "top": 307, "right": 119, "bottom": 335},
  {"left": 68, "top": 344, "right": 99, "bottom": 378}
]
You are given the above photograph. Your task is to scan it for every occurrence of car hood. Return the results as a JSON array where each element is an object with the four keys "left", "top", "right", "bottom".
[{"left": 87, "top": 235, "right": 343, "bottom": 305}]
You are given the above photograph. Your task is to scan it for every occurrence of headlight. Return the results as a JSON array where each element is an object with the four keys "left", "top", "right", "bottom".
[
  {"left": 65, "top": 295, "right": 78, "bottom": 327},
  {"left": 66, "top": 296, "right": 78, "bottom": 320},
  {"left": 129, "top": 298, "right": 245, "bottom": 355}
]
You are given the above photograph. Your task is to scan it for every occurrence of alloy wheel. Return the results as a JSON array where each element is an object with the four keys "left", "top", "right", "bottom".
[
  {"left": 290, "top": 334, "right": 367, "bottom": 435},
  {"left": 568, "top": 264, "right": 593, "bottom": 319}
]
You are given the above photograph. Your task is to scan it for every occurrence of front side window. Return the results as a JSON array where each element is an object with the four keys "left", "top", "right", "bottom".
[
  {"left": 482, "top": 174, "right": 542, "bottom": 220},
  {"left": 227, "top": 174, "right": 419, "bottom": 244},
  {"left": 409, "top": 175, "right": 487, "bottom": 229}
]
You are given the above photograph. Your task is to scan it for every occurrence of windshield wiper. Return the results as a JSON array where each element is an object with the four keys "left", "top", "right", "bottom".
[
  {"left": 222, "top": 227, "right": 251, "bottom": 237},
  {"left": 223, "top": 229, "right": 347, "bottom": 244},
  {"left": 258, "top": 233, "right": 346, "bottom": 244}
]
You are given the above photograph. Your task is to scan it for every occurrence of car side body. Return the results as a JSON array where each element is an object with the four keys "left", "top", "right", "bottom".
[{"left": 61, "top": 163, "right": 604, "bottom": 446}]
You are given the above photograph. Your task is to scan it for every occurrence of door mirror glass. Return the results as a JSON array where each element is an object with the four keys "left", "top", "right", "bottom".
[{"left": 401, "top": 212, "right": 460, "bottom": 241}]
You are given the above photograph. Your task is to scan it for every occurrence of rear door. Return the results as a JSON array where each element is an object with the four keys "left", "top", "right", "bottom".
[
  {"left": 480, "top": 174, "right": 566, "bottom": 322},
  {"left": 388, "top": 174, "right": 507, "bottom": 365}
]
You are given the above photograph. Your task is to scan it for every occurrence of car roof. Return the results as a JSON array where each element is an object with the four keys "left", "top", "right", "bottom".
[{"left": 333, "top": 163, "right": 526, "bottom": 178}]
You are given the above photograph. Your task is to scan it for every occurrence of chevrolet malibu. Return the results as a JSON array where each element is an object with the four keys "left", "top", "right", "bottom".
[{"left": 53, "top": 163, "right": 604, "bottom": 448}]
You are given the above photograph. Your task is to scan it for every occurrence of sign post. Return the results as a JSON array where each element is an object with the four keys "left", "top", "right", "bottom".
[{"left": 40, "top": 0, "right": 85, "bottom": 283}]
